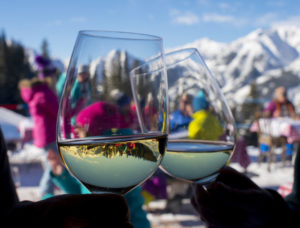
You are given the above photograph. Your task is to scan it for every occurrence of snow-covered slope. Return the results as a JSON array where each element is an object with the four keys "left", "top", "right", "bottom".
[
  {"left": 24, "top": 26, "right": 300, "bottom": 114},
  {"left": 89, "top": 26, "right": 300, "bottom": 114},
  {"left": 172, "top": 26, "right": 300, "bottom": 112}
]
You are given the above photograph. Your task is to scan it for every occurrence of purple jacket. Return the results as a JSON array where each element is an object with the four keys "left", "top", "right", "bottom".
[
  {"left": 20, "top": 84, "right": 58, "bottom": 148},
  {"left": 264, "top": 100, "right": 295, "bottom": 118}
]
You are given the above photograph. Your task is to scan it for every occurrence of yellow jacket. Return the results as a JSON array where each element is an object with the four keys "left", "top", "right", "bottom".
[{"left": 188, "top": 110, "right": 223, "bottom": 140}]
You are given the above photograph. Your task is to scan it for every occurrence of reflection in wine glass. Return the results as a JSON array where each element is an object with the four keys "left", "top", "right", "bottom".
[
  {"left": 57, "top": 30, "right": 168, "bottom": 194},
  {"left": 131, "top": 48, "right": 236, "bottom": 185}
]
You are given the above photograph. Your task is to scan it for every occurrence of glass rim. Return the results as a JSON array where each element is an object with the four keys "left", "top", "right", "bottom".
[
  {"left": 130, "top": 48, "right": 199, "bottom": 76},
  {"left": 164, "top": 48, "right": 198, "bottom": 66},
  {"left": 78, "top": 30, "right": 162, "bottom": 41}
]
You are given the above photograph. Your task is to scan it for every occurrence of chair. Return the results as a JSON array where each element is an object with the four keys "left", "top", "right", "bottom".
[{"left": 257, "top": 118, "right": 287, "bottom": 171}]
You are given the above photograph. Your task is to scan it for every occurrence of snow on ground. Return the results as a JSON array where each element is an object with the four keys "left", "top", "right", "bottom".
[
  {"left": 232, "top": 146, "right": 294, "bottom": 189},
  {"left": 8, "top": 143, "right": 295, "bottom": 228}
]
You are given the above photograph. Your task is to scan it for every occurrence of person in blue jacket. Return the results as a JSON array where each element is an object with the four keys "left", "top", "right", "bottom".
[
  {"left": 56, "top": 65, "right": 92, "bottom": 107},
  {"left": 169, "top": 93, "right": 193, "bottom": 132}
]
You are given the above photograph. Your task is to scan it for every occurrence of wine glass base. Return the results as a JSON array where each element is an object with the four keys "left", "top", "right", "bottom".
[
  {"left": 194, "top": 172, "right": 219, "bottom": 185},
  {"left": 191, "top": 173, "right": 219, "bottom": 194}
]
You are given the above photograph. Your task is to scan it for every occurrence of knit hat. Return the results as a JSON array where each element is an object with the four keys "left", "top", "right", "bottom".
[
  {"left": 117, "top": 94, "right": 131, "bottom": 107},
  {"left": 35, "top": 55, "right": 56, "bottom": 79},
  {"left": 193, "top": 90, "right": 209, "bottom": 112},
  {"left": 110, "top": 89, "right": 130, "bottom": 107},
  {"left": 78, "top": 64, "right": 90, "bottom": 74}
]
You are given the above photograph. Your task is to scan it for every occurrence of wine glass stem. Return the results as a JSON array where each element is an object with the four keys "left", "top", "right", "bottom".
[{"left": 191, "top": 182, "right": 209, "bottom": 195}]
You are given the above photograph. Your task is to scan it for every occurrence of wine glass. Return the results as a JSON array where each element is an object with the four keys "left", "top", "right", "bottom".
[
  {"left": 56, "top": 30, "right": 168, "bottom": 194},
  {"left": 131, "top": 48, "right": 236, "bottom": 185}
]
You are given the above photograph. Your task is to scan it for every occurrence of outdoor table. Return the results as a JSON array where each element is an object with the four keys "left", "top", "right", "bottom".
[
  {"left": 250, "top": 117, "right": 300, "bottom": 170},
  {"left": 250, "top": 117, "right": 300, "bottom": 144}
]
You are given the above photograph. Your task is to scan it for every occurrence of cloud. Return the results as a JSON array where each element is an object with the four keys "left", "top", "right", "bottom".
[
  {"left": 69, "top": 17, "right": 87, "bottom": 23},
  {"left": 201, "top": 13, "right": 248, "bottom": 26},
  {"left": 255, "top": 13, "right": 300, "bottom": 28},
  {"left": 170, "top": 9, "right": 248, "bottom": 27},
  {"left": 202, "top": 13, "right": 235, "bottom": 23},
  {"left": 197, "top": 0, "right": 210, "bottom": 5},
  {"left": 48, "top": 19, "right": 63, "bottom": 26},
  {"left": 266, "top": 0, "right": 286, "bottom": 7},
  {"left": 272, "top": 16, "right": 300, "bottom": 27},
  {"left": 255, "top": 13, "right": 278, "bottom": 27},
  {"left": 170, "top": 9, "right": 199, "bottom": 25},
  {"left": 218, "top": 2, "right": 231, "bottom": 10},
  {"left": 48, "top": 17, "right": 87, "bottom": 27}
]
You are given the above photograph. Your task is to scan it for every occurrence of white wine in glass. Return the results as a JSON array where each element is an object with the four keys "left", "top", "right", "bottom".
[{"left": 57, "top": 30, "right": 168, "bottom": 194}]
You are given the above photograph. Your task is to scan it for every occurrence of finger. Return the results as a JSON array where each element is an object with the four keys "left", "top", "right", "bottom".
[
  {"left": 51, "top": 194, "right": 131, "bottom": 226},
  {"left": 192, "top": 181, "right": 272, "bottom": 228},
  {"left": 192, "top": 190, "right": 238, "bottom": 228},
  {"left": 193, "top": 190, "right": 251, "bottom": 228},
  {"left": 206, "top": 181, "right": 281, "bottom": 228},
  {"left": 50, "top": 194, "right": 130, "bottom": 217},
  {"left": 191, "top": 195, "right": 222, "bottom": 227},
  {"left": 191, "top": 185, "right": 225, "bottom": 226},
  {"left": 216, "top": 166, "right": 259, "bottom": 190},
  {"left": 193, "top": 184, "right": 209, "bottom": 203},
  {"left": 207, "top": 181, "right": 273, "bottom": 211},
  {"left": 10, "top": 194, "right": 132, "bottom": 227}
]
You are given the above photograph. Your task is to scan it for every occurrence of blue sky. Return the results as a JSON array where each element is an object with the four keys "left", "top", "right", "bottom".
[{"left": 1, "top": 0, "right": 300, "bottom": 60}]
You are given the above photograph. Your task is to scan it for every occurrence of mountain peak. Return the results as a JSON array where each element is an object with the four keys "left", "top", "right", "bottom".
[{"left": 181, "top": 37, "right": 227, "bottom": 59}]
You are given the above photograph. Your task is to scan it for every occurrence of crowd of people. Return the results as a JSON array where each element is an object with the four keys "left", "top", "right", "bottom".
[
  {"left": 1, "top": 54, "right": 300, "bottom": 227},
  {"left": 18, "top": 55, "right": 151, "bottom": 228}
]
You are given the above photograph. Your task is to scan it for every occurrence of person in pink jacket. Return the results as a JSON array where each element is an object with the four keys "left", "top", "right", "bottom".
[
  {"left": 74, "top": 101, "right": 120, "bottom": 137},
  {"left": 19, "top": 77, "right": 61, "bottom": 199},
  {"left": 20, "top": 79, "right": 58, "bottom": 147}
]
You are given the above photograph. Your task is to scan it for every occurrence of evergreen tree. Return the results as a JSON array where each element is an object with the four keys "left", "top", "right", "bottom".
[
  {"left": 119, "top": 51, "right": 132, "bottom": 98},
  {"left": 0, "top": 31, "right": 34, "bottom": 106},
  {"left": 41, "top": 38, "right": 50, "bottom": 58},
  {"left": 238, "top": 82, "right": 262, "bottom": 123},
  {"left": 102, "top": 62, "right": 109, "bottom": 100},
  {"left": 110, "top": 51, "right": 122, "bottom": 95},
  {"left": 0, "top": 32, "right": 7, "bottom": 87},
  {"left": 0, "top": 32, "right": 9, "bottom": 103},
  {"left": 6, "top": 42, "right": 33, "bottom": 104},
  {"left": 97, "top": 51, "right": 148, "bottom": 105}
]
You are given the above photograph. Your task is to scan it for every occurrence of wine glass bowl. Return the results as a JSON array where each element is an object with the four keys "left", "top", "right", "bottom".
[
  {"left": 158, "top": 48, "right": 236, "bottom": 184},
  {"left": 56, "top": 30, "right": 168, "bottom": 194}
]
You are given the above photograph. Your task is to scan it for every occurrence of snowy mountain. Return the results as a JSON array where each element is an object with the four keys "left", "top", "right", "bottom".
[
  {"left": 89, "top": 49, "right": 142, "bottom": 85},
  {"left": 35, "top": 26, "right": 300, "bottom": 116},
  {"left": 180, "top": 26, "right": 300, "bottom": 113}
]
